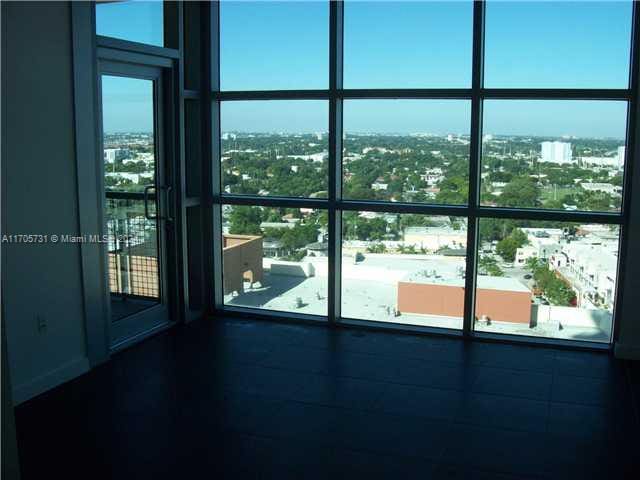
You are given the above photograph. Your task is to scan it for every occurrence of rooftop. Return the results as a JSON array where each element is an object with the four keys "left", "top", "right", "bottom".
[{"left": 405, "top": 272, "right": 531, "bottom": 293}]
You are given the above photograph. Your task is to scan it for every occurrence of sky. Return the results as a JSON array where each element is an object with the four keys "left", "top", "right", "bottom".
[
  {"left": 97, "top": 1, "right": 632, "bottom": 138},
  {"left": 101, "top": 75, "right": 154, "bottom": 134}
]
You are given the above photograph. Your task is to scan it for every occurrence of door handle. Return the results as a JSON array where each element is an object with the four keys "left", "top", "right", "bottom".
[
  {"left": 143, "top": 185, "right": 157, "bottom": 220},
  {"left": 164, "top": 185, "right": 174, "bottom": 222}
]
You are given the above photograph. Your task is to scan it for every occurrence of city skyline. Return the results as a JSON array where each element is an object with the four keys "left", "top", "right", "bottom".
[{"left": 102, "top": 129, "right": 628, "bottom": 141}]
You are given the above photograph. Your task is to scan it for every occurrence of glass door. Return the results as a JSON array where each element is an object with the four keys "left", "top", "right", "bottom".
[{"left": 99, "top": 62, "right": 172, "bottom": 348}]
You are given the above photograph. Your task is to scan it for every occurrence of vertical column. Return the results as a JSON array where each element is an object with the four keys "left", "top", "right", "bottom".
[
  {"left": 463, "top": 0, "right": 485, "bottom": 336},
  {"left": 164, "top": 1, "right": 189, "bottom": 322},
  {"left": 183, "top": 0, "right": 206, "bottom": 317},
  {"left": 328, "top": 1, "right": 344, "bottom": 324},
  {"left": 209, "top": 1, "right": 224, "bottom": 310}
]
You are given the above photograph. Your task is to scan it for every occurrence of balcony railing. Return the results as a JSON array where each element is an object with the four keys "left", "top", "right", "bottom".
[{"left": 105, "top": 192, "right": 159, "bottom": 299}]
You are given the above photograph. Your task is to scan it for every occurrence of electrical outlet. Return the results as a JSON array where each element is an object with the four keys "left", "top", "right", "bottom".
[{"left": 36, "top": 315, "right": 47, "bottom": 333}]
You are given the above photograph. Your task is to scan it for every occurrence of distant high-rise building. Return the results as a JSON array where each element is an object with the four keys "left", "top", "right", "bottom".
[
  {"left": 540, "top": 141, "right": 573, "bottom": 164},
  {"left": 103, "top": 148, "right": 129, "bottom": 164}
]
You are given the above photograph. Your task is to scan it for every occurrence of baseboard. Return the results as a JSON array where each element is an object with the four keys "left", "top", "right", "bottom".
[
  {"left": 12, "top": 356, "right": 90, "bottom": 405},
  {"left": 614, "top": 342, "right": 640, "bottom": 360}
]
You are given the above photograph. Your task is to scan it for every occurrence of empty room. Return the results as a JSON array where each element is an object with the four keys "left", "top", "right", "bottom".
[{"left": 2, "top": 1, "right": 640, "bottom": 478}]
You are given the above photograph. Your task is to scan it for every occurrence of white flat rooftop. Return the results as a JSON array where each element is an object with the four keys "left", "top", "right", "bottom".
[
  {"left": 405, "top": 273, "right": 530, "bottom": 293},
  {"left": 223, "top": 253, "right": 609, "bottom": 343}
]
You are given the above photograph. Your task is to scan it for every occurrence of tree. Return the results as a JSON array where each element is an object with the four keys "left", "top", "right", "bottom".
[
  {"left": 496, "top": 228, "right": 528, "bottom": 262},
  {"left": 398, "top": 244, "right": 417, "bottom": 254},
  {"left": 349, "top": 217, "right": 388, "bottom": 241},
  {"left": 496, "top": 237, "right": 519, "bottom": 263},
  {"left": 280, "top": 223, "right": 318, "bottom": 251},
  {"left": 530, "top": 260, "right": 575, "bottom": 306},
  {"left": 479, "top": 255, "right": 504, "bottom": 276},
  {"left": 435, "top": 176, "right": 468, "bottom": 204},
  {"left": 367, "top": 242, "right": 387, "bottom": 253},
  {"left": 526, "top": 257, "right": 543, "bottom": 272},
  {"left": 497, "top": 178, "right": 540, "bottom": 208},
  {"left": 229, "top": 206, "right": 262, "bottom": 235},
  {"left": 479, "top": 218, "right": 516, "bottom": 243},
  {"left": 399, "top": 214, "right": 437, "bottom": 230},
  {"left": 611, "top": 174, "right": 623, "bottom": 187},
  {"left": 510, "top": 228, "right": 528, "bottom": 246}
]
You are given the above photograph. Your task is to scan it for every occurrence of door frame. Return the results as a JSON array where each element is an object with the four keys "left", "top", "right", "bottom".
[
  {"left": 71, "top": 2, "right": 192, "bottom": 367},
  {"left": 97, "top": 60, "right": 174, "bottom": 349}
]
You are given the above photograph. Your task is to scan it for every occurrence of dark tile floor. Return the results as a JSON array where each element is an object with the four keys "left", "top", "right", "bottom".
[{"left": 14, "top": 318, "right": 640, "bottom": 479}]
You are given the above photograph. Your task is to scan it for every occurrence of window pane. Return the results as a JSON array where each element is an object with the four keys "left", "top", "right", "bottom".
[
  {"left": 476, "top": 219, "right": 619, "bottom": 343},
  {"left": 484, "top": 1, "right": 632, "bottom": 88},
  {"left": 481, "top": 100, "right": 628, "bottom": 212},
  {"left": 343, "top": 100, "right": 471, "bottom": 204},
  {"left": 222, "top": 205, "right": 328, "bottom": 316},
  {"left": 344, "top": 1, "right": 472, "bottom": 88},
  {"left": 342, "top": 212, "right": 466, "bottom": 330},
  {"left": 101, "top": 75, "right": 161, "bottom": 321},
  {"left": 220, "top": 1, "right": 328, "bottom": 90},
  {"left": 96, "top": 1, "right": 164, "bottom": 46},
  {"left": 221, "top": 100, "right": 328, "bottom": 197},
  {"left": 102, "top": 76, "right": 156, "bottom": 194}
]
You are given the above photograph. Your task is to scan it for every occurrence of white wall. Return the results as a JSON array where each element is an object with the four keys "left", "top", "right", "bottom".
[
  {"left": 533, "top": 305, "right": 612, "bottom": 334},
  {"left": 2, "top": 1, "right": 90, "bottom": 403}
]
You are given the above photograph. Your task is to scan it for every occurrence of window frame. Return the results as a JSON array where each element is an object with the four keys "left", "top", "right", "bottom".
[{"left": 208, "top": 1, "right": 640, "bottom": 348}]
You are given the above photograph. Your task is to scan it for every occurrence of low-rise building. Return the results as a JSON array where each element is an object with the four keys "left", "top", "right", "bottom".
[
  {"left": 403, "top": 227, "right": 467, "bottom": 252},
  {"left": 420, "top": 168, "right": 444, "bottom": 186},
  {"left": 286, "top": 151, "right": 327, "bottom": 163},
  {"left": 550, "top": 238, "right": 618, "bottom": 311},
  {"left": 305, "top": 241, "right": 328, "bottom": 257},
  {"left": 580, "top": 182, "right": 622, "bottom": 196},
  {"left": 580, "top": 156, "right": 623, "bottom": 169},
  {"left": 222, "top": 234, "right": 263, "bottom": 295},
  {"left": 371, "top": 178, "right": 388, "bottom": 191},
  {"left": 397, "top": 275, "right": 531, "bottom": 324},
  {"left": 515, "top": 228, "right": 564, "bottom": 265}
]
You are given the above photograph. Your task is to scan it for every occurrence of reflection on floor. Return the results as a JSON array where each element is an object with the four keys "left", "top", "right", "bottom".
[
  {"left": 110, "top": 295, "right": 158, "bottom": 321},
  {"left": 14, "top": 318, "right": 640, "bottom": 479}
]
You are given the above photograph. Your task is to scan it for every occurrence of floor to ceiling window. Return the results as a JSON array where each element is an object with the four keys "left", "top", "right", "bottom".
[{"left": 212, "top": 0, "right": 637, "bottom": 344}]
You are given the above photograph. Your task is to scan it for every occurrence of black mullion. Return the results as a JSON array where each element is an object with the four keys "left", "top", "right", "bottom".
[
  {"left": 463, "top": 0, "right": 486, "bottom": 336},
  {"left": 338, "top": 200, "right": 469, "bottom": 216},
  {"left": 214, "top": 88, "right": 631, "bottom": 102},
  {"left": 481, "top": 88, "right": 630, "bottom": 100},
  {"left": 475, "top": 207, "right": 624, "bottom": 225},
  {"left": 342, "top": 88, "right": 473, "bottom": 99},
  {"left": 220, "top": 194, "right": 330, "bottom": 210},
  {"left": 216, "top": 90, "right": 330, "bottom": 100},
  {"left": 209, "top": 0, "right": 224, "bottom": 310},
  {"left": 328, "top": 0, "right": 344, "bottom": 324}
]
